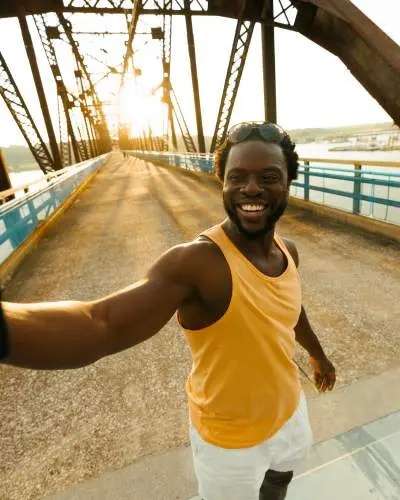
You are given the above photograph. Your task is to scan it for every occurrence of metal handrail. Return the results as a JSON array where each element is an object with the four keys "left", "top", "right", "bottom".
[
  {"left": 0, "top": 155, "right": 107, "bottom": 266},
  {"left": 300, "top": 157, "right": 400, "bottom": 168},
  {"left": 128, "top": 150, "right": 400, "bottom": 225},
  {"left": 0, "top": 158, "right": 100, "bottom": 202}
]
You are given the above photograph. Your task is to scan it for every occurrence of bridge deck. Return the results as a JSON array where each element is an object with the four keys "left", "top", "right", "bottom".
[{"left": 1, "top": 152, "right": 399, "bottom": 499}]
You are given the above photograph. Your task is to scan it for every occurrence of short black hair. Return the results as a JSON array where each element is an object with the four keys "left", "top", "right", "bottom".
[{"left": 214, "top": 130, "right": 299, "bottom": 184}]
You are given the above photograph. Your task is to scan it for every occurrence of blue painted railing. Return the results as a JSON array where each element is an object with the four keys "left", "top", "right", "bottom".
[
  {"left": 0, "top": 155, "right": 107, "bottom": 265},
  {"left": 128, "top": 151, "right": 400, "bottom": 225},
  {"left": 132, "top": 151, "right": 215, "bottom": 174}
]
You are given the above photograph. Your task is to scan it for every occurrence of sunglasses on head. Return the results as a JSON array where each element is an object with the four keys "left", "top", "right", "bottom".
[{"left": 227, "top": 122, "right": 288, "bottom": 144}]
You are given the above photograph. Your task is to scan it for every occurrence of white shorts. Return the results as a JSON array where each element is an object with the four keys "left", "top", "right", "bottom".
[{"left": 189, "top": 392, "right": 313, "bottom": 500}]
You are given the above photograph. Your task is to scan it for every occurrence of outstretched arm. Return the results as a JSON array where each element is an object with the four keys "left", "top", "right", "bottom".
[
  {"left": 283, "top": 237, "right": 336, "bottom": 392},
  {"left": 1, "top": 244, "right": 194, "bottom": 370}
]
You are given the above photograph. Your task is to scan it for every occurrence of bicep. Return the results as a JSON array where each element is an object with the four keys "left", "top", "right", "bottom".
[{"left": 91, "top": 246, "right": 194, "bottom": 353}]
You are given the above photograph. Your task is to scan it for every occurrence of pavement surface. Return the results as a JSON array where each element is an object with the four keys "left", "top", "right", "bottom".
[
  {"left": 43, "top": 408, "right": 400, "bottom": 500},
  {"left": 1, "top": 152, "right": 399, "bottom": 499}
]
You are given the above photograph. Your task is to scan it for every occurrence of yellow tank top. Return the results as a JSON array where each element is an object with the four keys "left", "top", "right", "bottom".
[{"left": 181, "top": 224, "right": 302, "bottom": 449}]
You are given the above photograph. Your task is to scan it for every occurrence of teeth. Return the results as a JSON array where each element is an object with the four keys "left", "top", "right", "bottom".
[{"left": 240, "top": 204, "right": 266, "bottom": 212}]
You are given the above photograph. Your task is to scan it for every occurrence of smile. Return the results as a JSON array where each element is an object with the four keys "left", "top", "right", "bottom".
[
  {"left": 239, "top": 203, "right": 268, "bottom": 212},
  {"left": 236, "top": 203, "right": 269, "bottom": 222}
]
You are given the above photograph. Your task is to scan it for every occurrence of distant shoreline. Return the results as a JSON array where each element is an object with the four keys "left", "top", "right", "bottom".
[{"left": 328, "top": 145, "right": 400, "bottom": 152}]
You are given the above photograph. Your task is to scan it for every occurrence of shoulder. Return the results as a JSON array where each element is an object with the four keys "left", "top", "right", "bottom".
[
  {"left": 281, "top": 237, "right": 299, "bottom": 267},
  {"left": 147, "top": 236, "right": 224, "bottom": 284}
]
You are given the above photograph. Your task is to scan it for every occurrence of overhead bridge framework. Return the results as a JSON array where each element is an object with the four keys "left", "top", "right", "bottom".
[{"left": 0, "top": 0, "right": 399, "bottom": 171}]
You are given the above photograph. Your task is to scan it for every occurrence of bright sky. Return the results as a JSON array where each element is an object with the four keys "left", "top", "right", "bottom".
[{"left": 0, "top": 0, "right": 399, "bottom": 147}]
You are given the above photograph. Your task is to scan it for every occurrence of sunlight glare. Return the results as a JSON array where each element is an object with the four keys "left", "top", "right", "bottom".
[{"left": 118, "top": 78, "right": 166, "bottom": 137}]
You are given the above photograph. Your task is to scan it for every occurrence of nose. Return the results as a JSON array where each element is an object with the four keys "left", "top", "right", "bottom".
[{"left": 241, "top": 175, "right": 263, "bottom": 195}]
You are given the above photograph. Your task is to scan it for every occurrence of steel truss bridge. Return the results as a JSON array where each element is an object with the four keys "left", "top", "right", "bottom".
[{"left": 0, "top": 0, "right": 399, "bottom": 175}]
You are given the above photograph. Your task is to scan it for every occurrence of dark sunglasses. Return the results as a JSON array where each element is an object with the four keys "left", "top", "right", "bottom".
[{"left": 227, "top": 122, "right": 288, "bottom": 144}]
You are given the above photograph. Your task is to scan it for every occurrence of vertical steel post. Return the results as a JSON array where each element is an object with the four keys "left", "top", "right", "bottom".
[
  {"left": 18, "top": 11, "right": 62, "bottom": 170},
  {"left": 82, "top": 110, "right": 96, "bottom": 158},
  {"left": 0, "top": 150, "right": 14, "bottom": 202},
  {"left": 184, "top": 1, "right": 205, "bottom": 153},
  {"left": 261, "top": 1, "right": 277, "bottom": 123},
  {"left": 304, "top": 160, "right": 310, "bottom": 201},
  {"left": 168, "top": 102, "right": 178, "bottom": 150},
  {"left": 89, "top": 118, "right": 99, "bottom": 156},
  {"left": 353, "top": 163, "right": 362, "bottom": 214}
]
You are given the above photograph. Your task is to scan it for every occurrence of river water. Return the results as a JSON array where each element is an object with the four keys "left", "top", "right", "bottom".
[
  {"left": 294, "top": 144, "right": 400, "bottom": 225},
  {"left": 8, "top": 144, "right": 400, "bottom": 224}
]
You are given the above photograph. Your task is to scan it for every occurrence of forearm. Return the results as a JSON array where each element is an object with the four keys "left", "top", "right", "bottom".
[
  {"left": 1, "top": 300, "right": 108, "bottom": 370},
  {"left": 294, "top": 306, "right": 326, "bottom": 359}
]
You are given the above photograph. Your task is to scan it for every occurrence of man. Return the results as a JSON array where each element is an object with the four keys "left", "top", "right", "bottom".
[{"left": 0, "top": 122, "right": 335, "bottom": 500}]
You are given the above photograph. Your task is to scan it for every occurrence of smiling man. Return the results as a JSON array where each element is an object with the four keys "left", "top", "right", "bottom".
[{"left": 1, "top": 122, "right": 335, "bottom": 500}]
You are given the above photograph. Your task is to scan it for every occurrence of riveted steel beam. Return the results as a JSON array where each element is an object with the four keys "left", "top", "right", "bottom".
[
  {"left": 0, "top": 51, "right": 55, "bottom": 174},
  {"left": 34, "top": 14, "right": 81, "bottom": 164},
  {"left": 210, "top": 19, "right": 255, "bottom": 152},
  {"left": 18, "top": 11, "right": 63, "bottom": 170}
]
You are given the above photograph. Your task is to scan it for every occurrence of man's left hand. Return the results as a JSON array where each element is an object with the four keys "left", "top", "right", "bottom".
[{"left": 310, "top": 355, "right": 336, "bottom": 392}]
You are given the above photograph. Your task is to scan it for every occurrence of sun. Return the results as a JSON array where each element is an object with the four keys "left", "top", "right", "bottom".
[{"left": 117, "top": 78, "right": 166, "bottom": 138}]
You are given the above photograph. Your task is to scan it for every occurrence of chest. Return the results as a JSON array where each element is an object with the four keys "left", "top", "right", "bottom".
[{"left": 179, "top": 243, "right": 300, "bottom": 331}]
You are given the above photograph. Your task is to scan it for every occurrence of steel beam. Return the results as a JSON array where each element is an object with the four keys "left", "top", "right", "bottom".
[
  {"left": 0, "top": 150, "right": 14, "bottom": 201},
  {"left": 295, "top": 0, "right": 400, "bottom": 126},
  {"left": 0, "top": 51, "right": 55, "bottom": 174},
  {"left": 184, "top": 0, "right": 205, "bottom": 153},
  {"left": 261, "top": 0, "right": 277, "bottom": 122},
  {"left": 210, "top": 19, "right": 255, "bottom": 152},
  {"left": 121, "top": 1, "right": 142, "bottom": 86},
  {"left": 76, "top": 123, "right": 89, "bottom": 160},
  {"left": 57, "top": 96, "right": 72, "bottom": 166},
  {"left": 170, "top": 87, "right": 197, "bottom": 153},
  {"left": 34, "top": 14, "right": 81, "bottom": 163},
  {"left": 58, "top": 13, "right": 111, "bottom": 153},
  {"left": 75, "top": 67, "right": 97, "bottom": 158},
  {"left": 162, "top": 0, "right": 178, "bottom": 151},
  {"left": 18, "top": 11, "right": 62, "bottom": 170},
  {"left": 0, "top": 0, "right": 298, "bottom": 31}
]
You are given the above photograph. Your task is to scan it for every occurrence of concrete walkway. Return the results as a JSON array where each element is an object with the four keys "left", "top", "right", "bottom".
[
  {"left": 44, "top": 408, "right": 400, "bottom": 500},
  {"left": 44, "top": 384, "right": 400, "bottom": 500},
  {"left": 1, "top": 153, "right": 399, "bottom": 499}
]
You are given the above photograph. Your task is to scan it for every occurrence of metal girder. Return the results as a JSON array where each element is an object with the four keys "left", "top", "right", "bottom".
[
  {"left": 34, "top": 13, "right": 81, "bottom": 163},
  {"left": 75, "top": 68, "right": 97, "bottom": 159},
  {"left": 184, "top": 0, "right": 205, "bottom": 152},
  {"left": 76, "top": 122, "right": 90, "bottom": 160},
  {"left": 0, "top": 51, "right": 55, "bottom": 174},
  {"left": 53, "top": 0, "right": 207, "bottom": 13},
  {"left": 170, "top": 87, "right": 197, "bottom": 153},
  {"left": 262, "top": 0, "right": 277, "bottom": 122},
  {"left": 0, "top": 0, "right": 297, "bottom": 31},
  {"left": 294, "top": 0, "right": 400, "bottom": 125},
  {"left": 273, "top": 0, "right": 298, "bottom": 27},
  {"left": 210, "top": 19, "right": 255, "bottom": 152},
  {"left": 58, "top": 13, "right": 111, "bottom": 153},
  {"left": 18, "top": 11, "right": 63, "bottom": 171},
  {"left": 57, "top": 96, "right": 72, "bottom": 166},
  {"left": 121, "top": 0, "right": 142, "bottom": 87},
  {"left": 162, "top": 0, "right": 178, "bottom": 151}
]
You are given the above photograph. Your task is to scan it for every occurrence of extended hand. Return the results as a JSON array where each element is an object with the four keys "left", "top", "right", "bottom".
[{"left": 310, "top": 355, "right": 336, "bottom": 392}]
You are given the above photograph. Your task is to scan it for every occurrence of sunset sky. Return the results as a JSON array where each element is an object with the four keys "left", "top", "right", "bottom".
[{"left": 0, "top": 0, "right": 399, "bottom": 148}]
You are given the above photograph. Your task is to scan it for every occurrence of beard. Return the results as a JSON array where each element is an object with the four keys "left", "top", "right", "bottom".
[{"left": 223, "top": 197, "right": 288, "bottom": 240}]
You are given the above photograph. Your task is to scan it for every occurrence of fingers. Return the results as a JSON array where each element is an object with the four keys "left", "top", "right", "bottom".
[
  {"left": 314, "top": 372, "right": 324, "bottom": 392},
  {"left": 314, "top": 371, "right": 336, "bottom": 393}
]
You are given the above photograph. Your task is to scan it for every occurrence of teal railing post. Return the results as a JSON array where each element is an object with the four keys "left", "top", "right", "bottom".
[
  {"left": 353, "top": 163, "right": 362, "bottom": 214},
  {"left": 304, "top": 160, "right": 310, "bottom": 201}
]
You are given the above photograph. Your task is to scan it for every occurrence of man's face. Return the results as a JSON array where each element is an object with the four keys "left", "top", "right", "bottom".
[{"left": 222, "top": 140, "right": 289, "bottom": 239}]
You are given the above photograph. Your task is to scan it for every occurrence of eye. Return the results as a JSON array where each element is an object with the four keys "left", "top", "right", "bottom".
[
  {"left": 261, "top": 173, "right": 280, "bottom": 183},
  {"left": 228, "top": 173, "right": 244, "bottom": 182}
]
